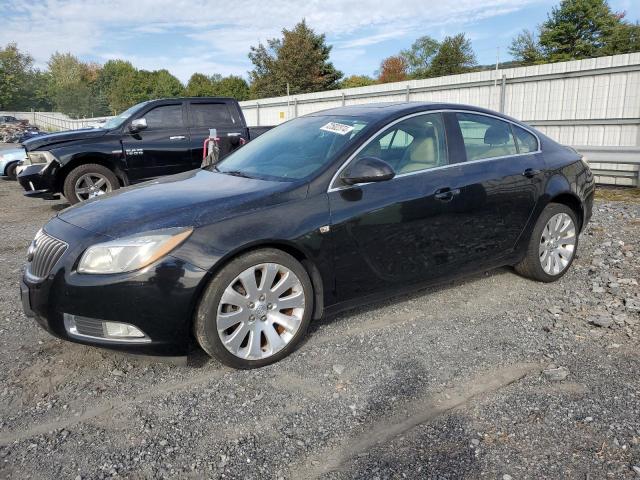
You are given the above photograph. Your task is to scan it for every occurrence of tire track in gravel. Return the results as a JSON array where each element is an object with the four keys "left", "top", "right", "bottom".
[
  {"left": 0, "top": 368, "right": 227, "bottom": 446},
  {"left": 290, "top": 362, "right": 543, "bottom": 479}
]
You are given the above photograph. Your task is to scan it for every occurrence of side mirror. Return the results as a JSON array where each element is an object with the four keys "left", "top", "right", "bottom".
[
  {"left": 129, "top": 118, "right": 147, "bottom": 133},
  {"left": 341, "top": 157, "right": 395, "bottom": 185}
]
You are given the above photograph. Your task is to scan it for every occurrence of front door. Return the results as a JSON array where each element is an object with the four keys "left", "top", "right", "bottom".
[
  {"left": 123, "top": 103, "right": 191, "bottom": 181},
  {"left": 329, "top": 112, "right": 457, "bottom": 301}
]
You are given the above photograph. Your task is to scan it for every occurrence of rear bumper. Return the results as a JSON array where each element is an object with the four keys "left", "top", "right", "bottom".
[{"left": 18, "top": 163, "right": 59, "bottom": 199}]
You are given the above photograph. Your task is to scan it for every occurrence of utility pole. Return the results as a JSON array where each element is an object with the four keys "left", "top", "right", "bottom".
[
  {"left": 286, "top": 83, "right": 290, "bottom": 120},
  {"left": 494, "top": 47, "right": 500, "bottom": 87}
]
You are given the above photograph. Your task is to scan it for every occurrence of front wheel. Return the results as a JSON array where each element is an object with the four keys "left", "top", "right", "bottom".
[
  {"left": 194, "top": 249, "right": 313, "bottom": 369},
  {"left": 515, "top": 203, "right": 579, "bottom": 282},
  {"left": 5, "top": 162, "right": 18, "bottom": 180},
  {"left": 62, "top": 163, "right": 119, "bottom": 204}
]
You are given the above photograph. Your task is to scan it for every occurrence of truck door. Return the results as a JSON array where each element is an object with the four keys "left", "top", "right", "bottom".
[
  {"left": 123, "top": 103, "right": 192, "bottom": 181},
  {"left": 187, "top": 101, "right": 247, "bottom": 167}
]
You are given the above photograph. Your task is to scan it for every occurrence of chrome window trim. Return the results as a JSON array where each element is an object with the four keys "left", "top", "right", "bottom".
[{"left": 327, "top": 108, "right": 541, "bottom": 193}]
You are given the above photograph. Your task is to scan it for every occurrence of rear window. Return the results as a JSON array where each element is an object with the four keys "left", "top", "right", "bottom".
[
  {"left": 190, "top": 103, "right": 236, "bottom": 127},
  {"left": 456, "top": 113, "right": 518, "bottom": 161},
  {"left": 513, "top": 125, "right": 538, "bottom": 153}
]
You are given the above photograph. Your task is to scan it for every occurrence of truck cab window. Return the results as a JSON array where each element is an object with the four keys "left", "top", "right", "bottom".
[
  {"left": 144, "top": 105, "right": 184, "bottom": 129},
  {"left": 191, "top": 103, "right": 235, "bottom": 127}
]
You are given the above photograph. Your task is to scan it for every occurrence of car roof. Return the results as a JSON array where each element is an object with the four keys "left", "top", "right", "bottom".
[{"left": 307, "top": 102, "right": 520, "bottom": 123}]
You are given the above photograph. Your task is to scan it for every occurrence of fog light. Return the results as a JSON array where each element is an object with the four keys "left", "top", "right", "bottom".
[
  {"left": 63, "top": 313, "right": 150, "bottom": 342},
  {"left": 104, "top": 321, "right": 145, "bottom": 338}
]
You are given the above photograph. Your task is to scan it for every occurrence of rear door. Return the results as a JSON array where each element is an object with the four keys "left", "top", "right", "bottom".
[
  {"left": 187, "top": 101, "right": 247, "bottom": 167},
  {"left": 441, "top": 111, "right": 543, "bottom": 264},
  {"left": 122, "top": 103, "right": 191, "bottom": 181}
]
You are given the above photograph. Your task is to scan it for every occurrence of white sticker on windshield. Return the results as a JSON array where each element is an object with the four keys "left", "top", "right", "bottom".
[{"left": 320, "top": 122, "right": 354, "bottom": 135}]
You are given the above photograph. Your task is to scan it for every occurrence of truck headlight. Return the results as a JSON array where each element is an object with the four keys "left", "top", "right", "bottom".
[
  {"left": 77, "top": 227, "right": 193, "bottom": 274},
  {"left": 27, "top": 151, "right": 57, "bottom": 164}
]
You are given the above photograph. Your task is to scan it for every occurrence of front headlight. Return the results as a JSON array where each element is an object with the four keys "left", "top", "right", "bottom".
[
  {"left": 77, "top": 227, "right": 193, "bottom": 274},
  {"left": 27, "top": 151, "right": 57, "bottom": 165}
]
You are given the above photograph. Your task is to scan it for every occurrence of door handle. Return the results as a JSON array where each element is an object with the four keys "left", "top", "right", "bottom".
[
  {"left": 434, "top": 187, "right": 460, "bottom": 202},
  {"left": 522, "top": 168, "right": 541, "bottom": 178},
  {"left": 169, "top": 135, "right": 186, "bottom": 140}
]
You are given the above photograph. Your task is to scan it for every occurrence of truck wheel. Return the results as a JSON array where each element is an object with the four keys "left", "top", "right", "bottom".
[
  {"left": 63, "top": 164, "right": 119, "bottom": 204},
  {"left": 5, "top": 162, "right": 17, "bottom": 180}
]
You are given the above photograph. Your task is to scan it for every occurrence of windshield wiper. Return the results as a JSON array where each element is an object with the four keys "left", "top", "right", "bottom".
[{"left": 220, "top": 170, "right": 253, "bottom": 178}]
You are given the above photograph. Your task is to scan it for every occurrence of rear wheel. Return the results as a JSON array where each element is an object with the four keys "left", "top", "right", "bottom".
[
  {"left": 194, "top": 249, "right": 313, "bottom": 369},
  {"left": 62, "top": 163, "right": 119, "bottom": 204},
  {"left": 515, "top": 203, "right": 579, "bottom": 282}
]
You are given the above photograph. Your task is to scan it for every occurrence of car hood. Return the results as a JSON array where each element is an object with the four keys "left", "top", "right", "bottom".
[
  {"left": 56, "top": 169, "right": 306, "bottom": 238},
  {"left": 22, "top": 128, "right": 107, "bottom": 151}
]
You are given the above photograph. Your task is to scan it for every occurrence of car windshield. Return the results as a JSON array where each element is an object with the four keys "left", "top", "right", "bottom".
[
  {"left": 214, "top": 115, "right": 370, "bottom": 181},
  {"left": 103, "top": 101, "right": 150, "bottom": 130}
]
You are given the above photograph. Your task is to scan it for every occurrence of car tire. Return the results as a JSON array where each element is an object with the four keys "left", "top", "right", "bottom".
[
  {"left": 515, "top": 203, "right": 580, "bottom": 282},
  {"left": 63, "top": 163, "right": 119, "bottom": 205},
  {"left": 194, "top": 248, "right": 314, "bottom": 369},
  {"left": 5, "top": 162, "right": 17, "bottom": 180}
]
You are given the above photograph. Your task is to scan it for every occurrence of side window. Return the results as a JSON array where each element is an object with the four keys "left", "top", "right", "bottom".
[
  {"left": 513, "top": 125, "right": 538, "bottom": 153},
  {"left": 144, "top": 105, "right": 184, "bottom": 129},
  {"left": 190, "top": 103, "right": 235, "bottom": 127},
  {"left": 456, "top": 113, "right": 517, "bottom": 161},
  {"left": 354, "top": 113, "right": 447, "bottom": 175}
]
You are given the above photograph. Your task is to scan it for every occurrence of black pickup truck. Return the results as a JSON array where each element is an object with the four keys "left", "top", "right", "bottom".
[{"left": 18, "top": 97, "right": 271, "bottom": 204}]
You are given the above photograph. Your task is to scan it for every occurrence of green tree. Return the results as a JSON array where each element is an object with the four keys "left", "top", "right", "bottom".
[
  {"left": 539, "top": 0, "right": 620, "bottom": 61},
  {"left": 400, "top": 35, "right": 440, "bottom": 78},
  {"left": 96, "top": 60, "right": 137, "bottom": 114},
  {"left": 428, "top": 34, "right": 477, "bottom": 77},
  {"left": 47, "top": 52, "right": 97, "bottom": 117},
  {"left": 0, "top": 43, "right": 34, "bottom": 110},
  {"left": 509, "top": 30, "right": 545, "bottom": 65},
  {"left": 340, "top": 75, "right": 377, "bottom": 88},
  {"left": 185, "top": 73, "right": 216, "bottom": 96},
  {"left": 248, "top": 19, "right": 342, "bottom": 98},
  {"left": 149, "top": 69, "right": 184, "bottom": 98},
  {"left": 214, "top": 75, "right": 250, "bottom": 100},
  {"left": 602, "top": 20, "right": 640, "bottom": 55}
]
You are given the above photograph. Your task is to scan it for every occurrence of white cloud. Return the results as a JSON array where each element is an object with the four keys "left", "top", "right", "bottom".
[{"left": 0, "top": 0, "right": 546, "bottom": 81}]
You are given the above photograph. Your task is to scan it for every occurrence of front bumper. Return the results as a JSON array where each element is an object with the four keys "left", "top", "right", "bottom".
[
  {"left": 21, "top": 217, "right": 210, "bottom": 356},
  {"left": 18, "top": 163, "right": 59, "bottom": 199}
]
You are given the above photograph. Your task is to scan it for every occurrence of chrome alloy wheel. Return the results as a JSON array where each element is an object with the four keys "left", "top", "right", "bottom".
[
  {"left": 216, "top": 263, "right": 306, "bottom": 360},
  {"left": 539, "top": 212, "right": 576, "bottom": 275},
  {"left": 75, "top": 173, "right": 112, "bottom": 201}
]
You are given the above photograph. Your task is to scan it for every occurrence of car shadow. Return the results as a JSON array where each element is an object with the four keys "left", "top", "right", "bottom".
[
  {"left": 308, "top": 266, "right": 516, "bottom": 335},
  {"left": 50, "top": 202, "right": 70, "bottom": 212}
]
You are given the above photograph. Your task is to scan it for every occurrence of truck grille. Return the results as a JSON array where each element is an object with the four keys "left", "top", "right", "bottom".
[{"left": 27, "top": 231, "right": 68, "bottom": 279}]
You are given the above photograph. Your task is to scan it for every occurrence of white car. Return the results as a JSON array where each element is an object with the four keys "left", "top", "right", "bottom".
[{"left": 0, "top": 145, "right": 27, "bottom": 180}]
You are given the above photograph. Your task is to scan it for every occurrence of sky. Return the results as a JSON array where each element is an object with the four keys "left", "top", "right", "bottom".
[{"left": 1, "top": 0, "right": 639, "bottom": 84}]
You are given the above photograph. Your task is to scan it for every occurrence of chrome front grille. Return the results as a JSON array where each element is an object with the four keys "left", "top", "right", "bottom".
[{"left": 27, "top": 230, "right": 68, "bottom": 279}]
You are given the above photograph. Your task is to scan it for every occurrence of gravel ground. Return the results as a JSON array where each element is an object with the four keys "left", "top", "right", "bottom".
[{"left": 0, "top": 178, "right": 639, "bottom": 480}]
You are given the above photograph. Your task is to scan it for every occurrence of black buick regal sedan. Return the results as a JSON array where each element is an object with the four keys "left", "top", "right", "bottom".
[{"left": 21, "top": 102, "right": 594, "bottom": 368}]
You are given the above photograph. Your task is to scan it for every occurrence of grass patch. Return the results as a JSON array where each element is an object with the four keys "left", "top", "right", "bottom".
[{"left": 595, "top": 187, "right": 640, "bottom": 203}]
